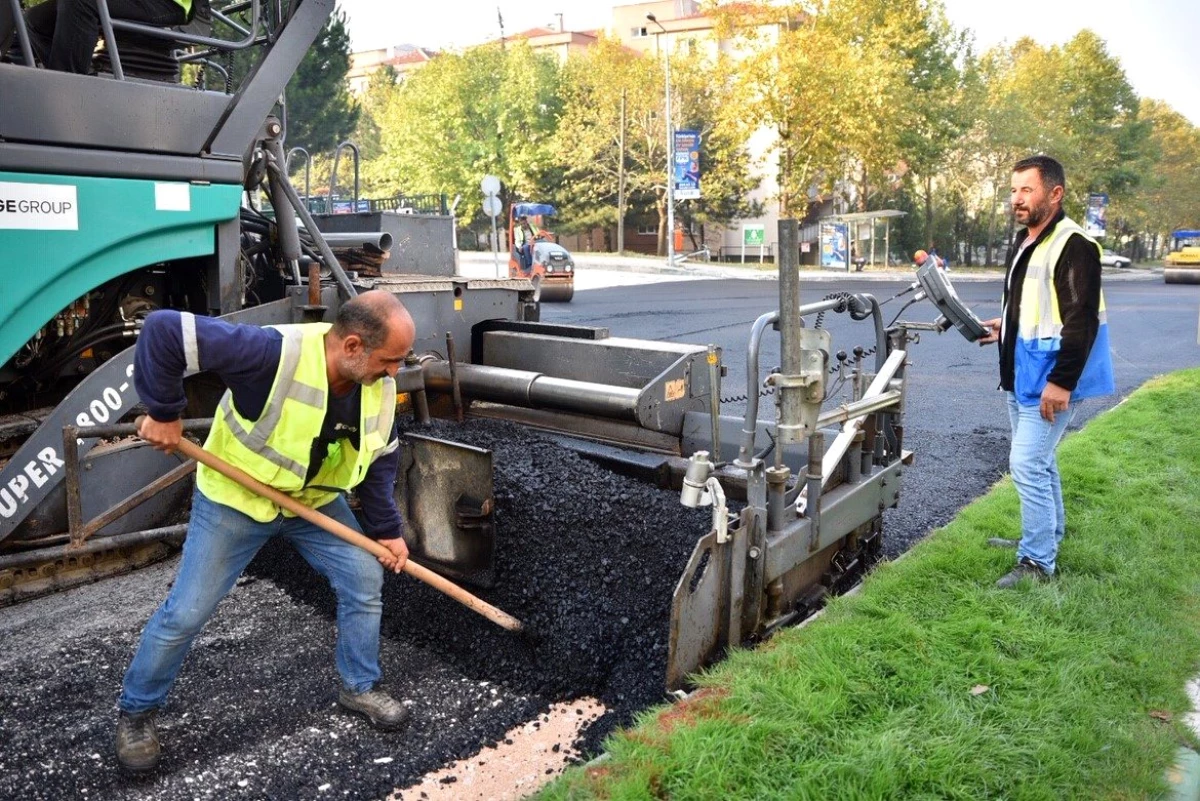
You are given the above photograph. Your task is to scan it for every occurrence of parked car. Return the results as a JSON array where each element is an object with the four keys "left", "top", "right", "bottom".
[{"left": 1100, "top": 249, "right": 1131, "bottom": 269}]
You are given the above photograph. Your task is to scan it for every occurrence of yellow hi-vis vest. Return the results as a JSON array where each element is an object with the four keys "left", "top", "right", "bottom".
[
  {"left": 1013, "top": 216, "right": 1114, "bottom": 404},
  {"left": 196, "top": 323, "right": 398, "bottom": 521}
]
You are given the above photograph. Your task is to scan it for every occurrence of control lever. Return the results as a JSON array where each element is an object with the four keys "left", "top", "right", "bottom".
[{"left": 914, "top": 263, "right": 988, "bottom": 342}]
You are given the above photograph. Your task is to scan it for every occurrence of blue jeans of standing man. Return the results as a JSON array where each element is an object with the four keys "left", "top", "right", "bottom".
[
  {"left": 1006, "top": 392, "right": 1079, "bottom": 575},
  {"left": 119, "top": 488, "right": 384, "bottom": 713}
]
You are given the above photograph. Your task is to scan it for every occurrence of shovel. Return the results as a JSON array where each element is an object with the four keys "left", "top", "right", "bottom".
[{"left": 142, "top": 421, "right": 526, "bottom": 634}]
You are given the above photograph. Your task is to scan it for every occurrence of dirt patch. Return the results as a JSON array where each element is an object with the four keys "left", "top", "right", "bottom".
[
  {"left": 652, "top": 686, "right": 733, "bottom": 735},
  {"left": 392, "top": 698, "right": 605, "bottom": 800}
]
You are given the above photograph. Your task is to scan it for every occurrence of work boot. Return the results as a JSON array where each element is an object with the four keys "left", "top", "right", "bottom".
[
  {"left": 337, "top": 687, "right": 411, "bottom": 731},
  {"left": 987, "top": 537, "right": 1020, "bottom": 548},
  {"left": 995, "top": 557, "right": 1051, "bottom": 589},
  {"left": 115, "top": 710, "right": 160, "bottom": 773}
]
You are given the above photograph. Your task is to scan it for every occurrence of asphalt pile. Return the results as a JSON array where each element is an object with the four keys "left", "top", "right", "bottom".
[
  {"left": 253, "top": 417, "right": 714, "bottom": 759},
  {"left": 0, "top": 418, "right": 711, "bottom": 801}
]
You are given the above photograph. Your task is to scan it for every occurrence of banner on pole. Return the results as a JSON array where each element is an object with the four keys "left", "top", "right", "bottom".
[
  {"left": 673, "top": 130, "right": 701, "bottom": 200},
  {"left": 1084, "top": 192, "right": 1108, "bottom": 238}
]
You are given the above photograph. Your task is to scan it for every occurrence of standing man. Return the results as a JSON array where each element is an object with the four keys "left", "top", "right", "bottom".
[
  {"left": 514, "top": 215, "right": 536, "bottom": 272},
  {"left": 978, "top": 155, "right": 1114, "bottom": 589},
  {"left": 115, "top": 290, "right": 416, "bottom": 773}
]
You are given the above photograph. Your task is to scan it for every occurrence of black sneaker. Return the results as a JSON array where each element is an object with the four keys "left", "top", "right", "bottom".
[
  {"left": 996, "top": 557, "right": 1051, "bottom": 589},
  {"left": 115, "top": 710, "right": 160, "bottom": 773},
  {"left": 987, "top": 537, "right": 1020, "bottom": 549},
  {"left": 337, "top": 688, "right": 411, "bottom": 731}
]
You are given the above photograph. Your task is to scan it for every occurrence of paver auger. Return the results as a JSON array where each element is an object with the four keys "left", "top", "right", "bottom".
[{"left": 0, "top": 0, "right": 987, "bottom": 687}]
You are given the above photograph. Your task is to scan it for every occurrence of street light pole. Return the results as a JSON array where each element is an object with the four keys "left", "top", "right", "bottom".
[{"left": 647, "top": 13, "right": 674, "bottom": 266}]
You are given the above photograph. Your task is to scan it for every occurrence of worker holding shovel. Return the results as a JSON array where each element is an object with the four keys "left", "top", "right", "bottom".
[{"left": 115, "top": 290, "right": 416, "bottom": 773}]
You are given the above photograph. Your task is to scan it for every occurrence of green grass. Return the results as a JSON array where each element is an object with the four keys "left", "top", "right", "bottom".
[{"left": 539, "top": 369, "right": 1200, "bottom": 801}]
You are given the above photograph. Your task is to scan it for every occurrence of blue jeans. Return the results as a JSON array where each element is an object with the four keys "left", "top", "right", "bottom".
[
  {"left": 119, "top": 489, "right": 384, "bottom": 713},
  {"left": 1006, "top": 392, "right": 1079, "bottom": 574}
]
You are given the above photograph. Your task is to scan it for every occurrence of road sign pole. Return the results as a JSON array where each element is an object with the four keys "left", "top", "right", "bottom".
[
  {"left": 491, "top": 213, "right": 501, "bottom": 278},
  {"left": 480, "top": 175, "right": 503, "bottom": 280}
]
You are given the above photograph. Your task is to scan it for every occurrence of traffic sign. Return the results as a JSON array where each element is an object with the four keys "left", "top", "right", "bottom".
[
  {"left": 480, "top": 175, "right": 501, "bottom": 196},
  {"left": 482, "top": 194, "right": 502, "bottom": 218}
]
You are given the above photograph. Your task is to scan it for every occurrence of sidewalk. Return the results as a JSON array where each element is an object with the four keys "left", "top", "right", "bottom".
[{"left": 456, "top": 250, "right": 1160, "bottom": 283}]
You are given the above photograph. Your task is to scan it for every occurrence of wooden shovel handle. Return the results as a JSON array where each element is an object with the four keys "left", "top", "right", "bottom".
[{"left": 145, "top": 421, "right": 524, "bottom": 632}]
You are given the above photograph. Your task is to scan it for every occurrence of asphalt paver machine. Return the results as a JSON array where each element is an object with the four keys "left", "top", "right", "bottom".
[{"left": 0, "top": 0, "right": 986, "bottom": 688}]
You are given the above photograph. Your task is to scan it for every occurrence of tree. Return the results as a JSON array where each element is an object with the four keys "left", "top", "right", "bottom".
[
  {"left": 360, "top": 43, "right": 562, "bottom": 233},
  {"left": 716, "top": 0, "right": 934, "bottom": 224},
  {"left": 284, "top": 8, "right": 360, "bottom": 156},
  {"left": 671, "top": 49, "right": 764, "bottom": 252},
  {"left": 879, "top": 0, "right": 971, "bottom": 247},
  {"left": 214, "top": 5, "right": 359, "bottom": 159},
  {"left": 552, "top": 37, "right": 760, "bottom": 255},
  {"left": 1134, "top": 100, "right": 1200, "bottom": 251},
  {"left": 954, "top": 32, "right": 1150, "bottom": 262},
  {"left": 552, "top": 37, "right": 657, "bottom": 238},
  {"left": 728, "top": 18, "right": 872, "bottom": 216}
]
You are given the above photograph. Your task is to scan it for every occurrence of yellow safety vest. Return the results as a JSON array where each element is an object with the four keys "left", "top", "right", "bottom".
[
  {"left": 1017, "top": 216, "right": 1107, "bottom": 341},
  {"left": 1012, "top": 216, "right": 1114, "bottom": 403},
  {"left": 196, "top": 323, "right": 398, "bottom": 521}
]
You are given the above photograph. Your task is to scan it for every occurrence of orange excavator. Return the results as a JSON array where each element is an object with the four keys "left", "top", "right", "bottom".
[{"left": 507, "top": 203, "right": 574, "bottom": 302}]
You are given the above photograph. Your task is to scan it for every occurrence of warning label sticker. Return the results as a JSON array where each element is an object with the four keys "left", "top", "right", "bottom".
[{"left": 0, "top": 182, "right": 79, "bottom": 230}]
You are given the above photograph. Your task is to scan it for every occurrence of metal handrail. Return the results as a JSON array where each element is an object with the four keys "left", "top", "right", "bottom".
[
  {"left": 109, "top": 0, "right": 261, "bottom": 51},
  {"left": 5, "top": 0, "right": 260, "bottom": 74},
  {"left": 210, "top": 8, "right": 251, "bottom": 37},
  {"left": 286, "top": 147, "right": 312, "bottom": 204},
  {"left": 92, "top": 0, "right": 262, "bottom": 82},
  {"left": 329, "top": 141, "right": 361, "bottom": 208},
  {"left": 4, "top": 0, "right": 35, "bottom": 66},
  {"left": 96, "top": 0, "right": 125, "bottom": 79}
]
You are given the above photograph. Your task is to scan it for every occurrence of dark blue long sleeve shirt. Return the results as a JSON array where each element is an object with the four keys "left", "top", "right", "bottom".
[{"left": 134, "top": 310, "right": 403, "bottom": 540}]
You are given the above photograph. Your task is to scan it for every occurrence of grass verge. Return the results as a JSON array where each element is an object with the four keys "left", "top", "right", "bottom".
[{"left": 539, "top": 369, "right": 1200, "bottom": 800}]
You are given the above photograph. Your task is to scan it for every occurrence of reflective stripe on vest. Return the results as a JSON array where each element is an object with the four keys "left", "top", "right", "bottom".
[
  {"left": 197, "top": 323, "right": 396, "bottom": 521},
  {"left": 1018, "top": 216, "right": 1107, "bottom": 342}
]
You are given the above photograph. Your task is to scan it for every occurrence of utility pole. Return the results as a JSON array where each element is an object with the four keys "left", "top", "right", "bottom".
[
  {"left": 647, "top": 13, "right": 674, "bottom": 265},
  {"left": 618, "top": 89, "right": 627, "bottom": 254}
]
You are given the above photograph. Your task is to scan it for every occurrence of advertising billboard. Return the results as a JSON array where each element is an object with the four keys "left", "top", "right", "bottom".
[{"left": 673, "top": 130, "right": 701, "bottom": 200}]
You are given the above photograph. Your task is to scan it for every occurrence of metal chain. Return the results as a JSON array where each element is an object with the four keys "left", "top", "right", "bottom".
[{"left": 721, "top": 385, "right": 775, "bottom": 405}]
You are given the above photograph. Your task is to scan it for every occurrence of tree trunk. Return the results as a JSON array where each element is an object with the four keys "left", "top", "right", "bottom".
[
  {"left": 656, "top": 188, "right": 667, "bottom": 257},
  {"left": 857, "top": 163, "right": 869, "bottom": 213},
  {"left": 923, "top": 174, "right": 934, "bottom": 248},
  {"left": 985, "top": 185, "right": 999, "bottom": 266}
]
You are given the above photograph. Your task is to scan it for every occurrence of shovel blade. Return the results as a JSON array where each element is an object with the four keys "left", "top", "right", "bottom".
[{"left": 397, "top": 434, "right": 496, "bottom": 588}]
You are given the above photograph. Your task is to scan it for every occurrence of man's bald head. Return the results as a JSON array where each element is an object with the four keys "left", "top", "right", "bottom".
[
  {"left": 332, "top": 290, "right": 415, "bottom": 351},
  {"left": 328, "top": 290, "right": 416, "bottom": 388}
]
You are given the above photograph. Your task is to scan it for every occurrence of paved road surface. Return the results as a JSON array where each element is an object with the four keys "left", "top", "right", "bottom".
[{"left": 529, "top": 266, "right": 1200, "bottom": 555}]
